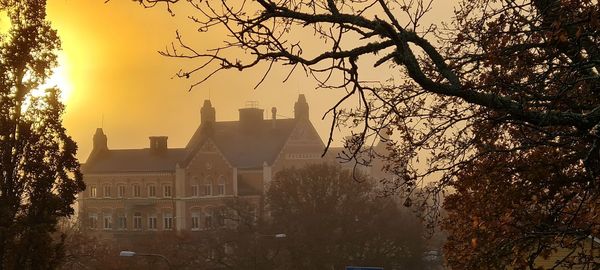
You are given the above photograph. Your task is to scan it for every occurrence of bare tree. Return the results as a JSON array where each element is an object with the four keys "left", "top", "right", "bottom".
[{"left": 128, "top": 0, "right": 600, "bottom": 267}]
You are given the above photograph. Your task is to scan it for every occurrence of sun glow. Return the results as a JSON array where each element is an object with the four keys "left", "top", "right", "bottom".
[{"left": 36, "top": 52, "right": 73, "bottom": 103}]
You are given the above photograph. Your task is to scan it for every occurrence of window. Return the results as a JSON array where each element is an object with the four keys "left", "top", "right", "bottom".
[
  {"left": 90, "top": 186, "right": 97, "bottom": 198},
  {"left": 204, "top": 210, "right": 213, "bottom": 228},
  {"left": 103, "top": 185, "right": 111, "bottom": 197},
  {"left": 118, "top": 185, "right": 126, "bottom": 198},
  {"left": 148, "top": 215, "right": 157, "bottom": 230},
  {"left": 133, "top": 184, "right": 141, "bottom": 197},
  {"left": 163, "top": 185, "right": 172, "bottom": 197},
  {"left": 191, "top": 185, "right": 199, "bottom": 197},
  {"left": 203, "top": 184, "right": 212, "bottom": 196},
  {"left": 148, "top": 184, "right": 156, "bottom": 197},
  {"left": 191, "top": 212, "right": 201, "bottom": 231},
  {"left": 216, "top": 184, "right": 225, "bottom": 196},
  {"left": 88, "top": 214, "right": 98, "bottom": 229},
  {"left": 133, "top": 212, "right": 142, "bottom": 230},
  {"left": 103, "top": 215, "right": 112, "bottom": 230},
  {"left": 216, "top": 209, "right": 226, "bottom": 227},
  {"left": 163, "top": 213, "right": 173, "bottom": 230},
  {"left": 117, "top": 215, "right": 127, "bottom": 230}
]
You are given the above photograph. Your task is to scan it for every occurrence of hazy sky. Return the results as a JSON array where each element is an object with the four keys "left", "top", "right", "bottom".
[{"left": 45, "top": 0, "right": 455, "bottom": 161}]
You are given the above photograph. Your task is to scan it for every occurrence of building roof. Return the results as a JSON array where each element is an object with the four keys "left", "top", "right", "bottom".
[
  {"left": 83, "top": 95, "right": 316, "bottom": 174},
  {"left": 183, "top": 118, "right": 298, "bottom": 168},
  {"left": 83, "top": 148, "right": 187, "bottom": 174},
  {"left": 83, "top": 118, "right": 303, "bottom": 173}
]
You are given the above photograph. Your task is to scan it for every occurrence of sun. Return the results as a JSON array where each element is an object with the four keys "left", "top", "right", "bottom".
[{"left": 38, "top": 52, "right": 73, "bottom": 103}]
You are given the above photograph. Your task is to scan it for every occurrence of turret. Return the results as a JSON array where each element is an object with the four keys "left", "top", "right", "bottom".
[
  {"left": 201, "top": 100, "right": 216, "bottom": 125},
  {"left": 92, "top": 128, "right": 108, "bottom": 152},
  {"left": 294, "top": 94, "right": 309, "bottom": 120}
]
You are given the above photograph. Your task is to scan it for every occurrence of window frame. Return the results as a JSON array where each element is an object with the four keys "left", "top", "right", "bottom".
[
  {"left": 148, "top": 184, "right": 157, "bottom": 197},
  {"left": 103, "top": 215, "right": 112, "bottom": 230},
  {"left": 203, "top": 184, "right": 212, "bottom": 196},
  {"left": 133, "top": 212, "right": 142, "bottom": 230},
  {"left": 191, "top": 185, "right": 199, "bottom": 197},
  {"left": 163, "top": 185, "right": 172, "bottom": 198},
  {"left": 103, "top": 184, "right": 111, "bottom": 198},
  {"left": 148, "top": 215, "right": 157, "bottom": 230},
  {"left": 117, "top": 185, "right": 126, "bottom": 198},
  {"left": 216, "top": 184, "right": 225, "bottom": 196},
  {"left": 204, "top": 210, "right": 213, "bottom": 228},
  {"left": 191, "top": 212, "right": 201, "bottom": 231},
  {"left": 88, "top": 213, "right": 98, "bottom": 229},
  {"left": 133, "top": 184, "right": 141, "bottom": 197},
  {"left": 90, "top": 186, "right": 97, "bottom": 198},
  {"left": 117, "top": 215, "right": 127, "bottom": 230},
  {"left": 163, "top": 213, "right": 173, "bottom": 230}
]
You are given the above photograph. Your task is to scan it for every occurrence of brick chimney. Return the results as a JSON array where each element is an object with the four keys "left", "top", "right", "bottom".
[{"left": 149, "top": 136, "right": 168, "bottom": 153}]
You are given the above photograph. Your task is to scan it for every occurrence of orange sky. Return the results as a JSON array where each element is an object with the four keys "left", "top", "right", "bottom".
[{"left": 45, "top": 0, "right": 454, "bottom": 161}]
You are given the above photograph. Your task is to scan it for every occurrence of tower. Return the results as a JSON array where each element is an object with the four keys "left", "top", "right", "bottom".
[
  {"left": 294, "top": 94, "right": 309, "bottom": 120},
  {"left": 201, "top": 99, "right": 216, "bottom": 125}
]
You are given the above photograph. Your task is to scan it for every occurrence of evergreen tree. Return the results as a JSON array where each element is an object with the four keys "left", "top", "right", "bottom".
[{"left": 0, "top": 1, "right": 84, "bottom": 269}]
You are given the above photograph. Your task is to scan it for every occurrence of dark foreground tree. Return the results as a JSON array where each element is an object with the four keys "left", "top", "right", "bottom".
[
  {"left": 0, "top": 1, "right": 85, "bottom": 269},
  {"left": 131, "top": 0, "right": 599, "bottom": 267}
]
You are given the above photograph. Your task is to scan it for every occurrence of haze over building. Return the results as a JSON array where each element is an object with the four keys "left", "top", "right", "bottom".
[{"left": 79, "top": 95, "right": 386, "bottom": 235}]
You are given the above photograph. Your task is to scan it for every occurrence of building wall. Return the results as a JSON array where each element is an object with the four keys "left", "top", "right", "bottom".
[{"left": 79, "top": 102, "right": 330, "bottom": 236}]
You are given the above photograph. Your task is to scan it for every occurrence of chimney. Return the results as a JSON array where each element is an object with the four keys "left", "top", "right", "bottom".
[
  {"left": 201, "top": 100, "right": 216, "bottom": 125},
  {"left": 294, "top": 94, "right": 309, "bottom": 120},
  {"left": 271, "top": 107, "right": 277, "bottom": 128},
  {"left": 149, "top": 136, "right": 168, "bottom": 153},
  {"left": 239, "top": 101, "right": 264, "bottom": 132},
  {"left": 92, "top": 128, "right": 108, "bottom": 152}
]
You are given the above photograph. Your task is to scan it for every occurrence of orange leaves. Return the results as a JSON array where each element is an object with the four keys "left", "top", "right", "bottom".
[{"left": 471, "top": 237, "right": 478, "bottom": 248}]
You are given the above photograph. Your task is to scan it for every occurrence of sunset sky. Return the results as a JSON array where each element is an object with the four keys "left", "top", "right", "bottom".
[{"left": 45, "top": 0, "right": 454, "bottom": 161}]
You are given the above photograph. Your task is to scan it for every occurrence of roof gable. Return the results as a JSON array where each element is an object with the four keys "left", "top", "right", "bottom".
[{"left": 183, "top": 118, "right": 298, "bottom": 168}]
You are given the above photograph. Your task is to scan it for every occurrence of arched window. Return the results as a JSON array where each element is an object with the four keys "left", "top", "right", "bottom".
[
  {"left": 191, "top": 177, "right": 200, "bottom": 197},
  {"left": 203, "top": 176, "right": 212, "bottom": 196}
]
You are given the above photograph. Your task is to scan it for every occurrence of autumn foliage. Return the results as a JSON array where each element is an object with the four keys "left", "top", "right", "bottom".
[{"left": 131, "top": 0, "right": 599, "bottom": 267}]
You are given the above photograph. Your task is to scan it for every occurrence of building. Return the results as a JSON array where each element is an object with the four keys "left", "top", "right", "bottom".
[{"left": 79, "top": 95, "right": 328, "bottom": 234}]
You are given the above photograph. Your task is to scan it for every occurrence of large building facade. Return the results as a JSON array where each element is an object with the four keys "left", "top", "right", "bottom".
[{"left": 79, "top": 95, "right": 331, "bottom": 234}]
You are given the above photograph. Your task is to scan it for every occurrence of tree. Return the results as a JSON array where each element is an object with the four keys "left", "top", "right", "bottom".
[
  {"left": 132, "top": 0, "right": 599, "bottom": 267},
  {"left": 0, "top": 1, "right": 85, "bottom": 269},
  {"left": 267, "top": 163, "right": 425, "bottom": 269},
  {"left": 58, "top": 164, "right": 427, "bottom": 269},
  {"left": 177, "top": 164, "right": 426, "bottom": 270}
]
